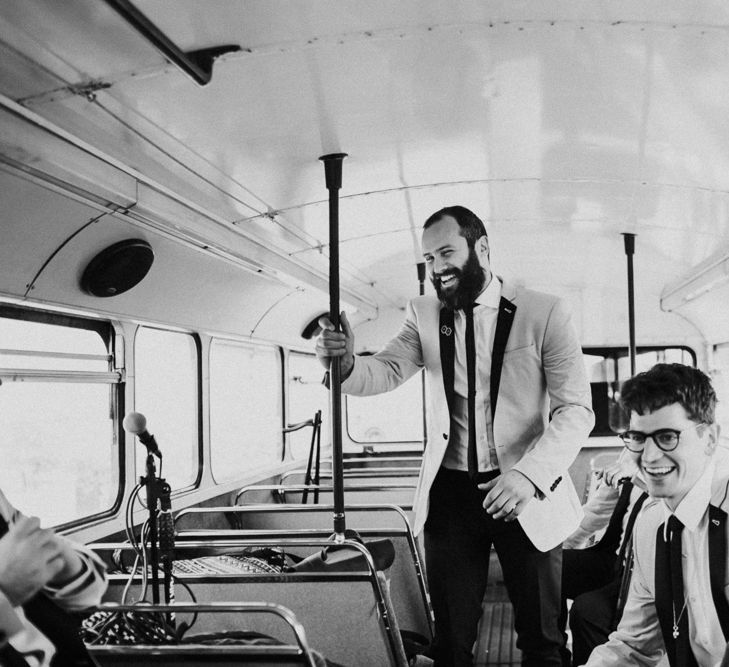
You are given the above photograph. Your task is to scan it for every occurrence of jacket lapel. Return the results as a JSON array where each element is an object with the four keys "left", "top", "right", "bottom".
[{"left": 490, "top": 296, "right": 517, "bottom": 418}]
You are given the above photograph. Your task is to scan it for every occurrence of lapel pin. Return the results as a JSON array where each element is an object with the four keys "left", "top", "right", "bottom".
[
  {"left": 712, "top": 519, "right": 720, "bottom": 526},
  {"left": 440, "top": 325, "right": 452, "bottom": 336}
]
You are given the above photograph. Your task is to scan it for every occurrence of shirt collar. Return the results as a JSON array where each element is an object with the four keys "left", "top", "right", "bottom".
[
  {"left": 474, "top": 276, "right": 502, "bottom": 310},
  {"left": 662, "top": 455, "right": 717, "bottom": 535}
]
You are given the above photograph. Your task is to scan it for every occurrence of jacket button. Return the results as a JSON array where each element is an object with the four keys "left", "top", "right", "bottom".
[{"left": 443, "top": 433, "right": 448, "bottom": 440}]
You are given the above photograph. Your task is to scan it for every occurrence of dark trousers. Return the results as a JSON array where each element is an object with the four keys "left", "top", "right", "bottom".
[
  {"left": 559, "top": 547, "right": 619, "bottom": 666},
  {"left": 424, "top": 467, "right": 564, "bottom": 667}
]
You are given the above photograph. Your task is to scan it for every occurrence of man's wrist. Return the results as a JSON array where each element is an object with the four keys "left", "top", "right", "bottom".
[{"left": 341, "top": 356, "right": 355, "bottom": 380}]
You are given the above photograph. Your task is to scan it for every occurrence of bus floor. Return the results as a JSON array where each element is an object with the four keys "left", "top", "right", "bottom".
[{"left": 475, "top": 550, "right": 520, "bottom": 666}]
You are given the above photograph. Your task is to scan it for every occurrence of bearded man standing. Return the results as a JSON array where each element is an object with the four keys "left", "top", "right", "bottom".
[{"left": 316, "top": 205, "right": 594, "bottom": 666}]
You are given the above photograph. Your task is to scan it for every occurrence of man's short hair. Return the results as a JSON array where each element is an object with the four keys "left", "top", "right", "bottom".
[
  {"left": 620, "top": 363, "right": 716, "bottom": 424},
  {"left": 423, "top": 205, "right": 487, "bottom": 249}
]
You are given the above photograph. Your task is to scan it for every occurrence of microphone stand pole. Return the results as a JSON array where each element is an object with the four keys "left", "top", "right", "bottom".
[
  {"left": 320, "top": 152, "right": 348, "bottom": 541},
  {"left": 622, "top": 233, "right": 637, "bottom": 375},
  {"left": 142, "top": 453, "right": 161, "bottom": 604}
]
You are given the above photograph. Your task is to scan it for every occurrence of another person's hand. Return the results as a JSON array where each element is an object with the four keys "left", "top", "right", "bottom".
[
  {"left": 595, "top": 450, "right": 640, "bottom": 488},
  {"left": 315, "top": 311, "right": 355, "bottom": 376},
  {"left": 479, "top": 470, "right": 536, "bottom": 521},
  {"left": 0, "top": 516, "right": 65, "bottom": 605}
]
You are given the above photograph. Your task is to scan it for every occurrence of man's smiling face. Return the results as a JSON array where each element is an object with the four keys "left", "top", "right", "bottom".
[
  {"left": 422, "top": 215, "right": 489, "bottom": 310},
  {"left": 632, "top": 402, "right": 717, "bottom": 510}
]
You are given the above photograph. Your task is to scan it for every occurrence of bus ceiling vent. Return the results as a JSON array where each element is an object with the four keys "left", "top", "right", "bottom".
[{"left": 81, "top": 239, "right": 154, "bottom": 297}]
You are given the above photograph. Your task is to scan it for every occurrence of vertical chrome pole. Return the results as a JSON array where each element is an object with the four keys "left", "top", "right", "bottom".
[
  {"left": 417, "top": 262, "right": 428, "bottom": 450},
  {"left": 622, "top": 233, "right": 637, "bottom": 375},
  {"left": 320, "top": 152, "right": 348, "bottom": 539}
]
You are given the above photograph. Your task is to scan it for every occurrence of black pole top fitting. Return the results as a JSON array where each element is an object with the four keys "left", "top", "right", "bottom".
[
  {"left": 622, "top": 232, "right": 636, "bottom": 256},
  {"left": 319, "top": 153, "right": 348, "bottom": 190}
]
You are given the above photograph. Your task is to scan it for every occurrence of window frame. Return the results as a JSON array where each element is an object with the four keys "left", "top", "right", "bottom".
[
  {"left": 0, "top": 303, "right": 126, "bottom": 530},
  {"left": 132, "top": 325, "right": 204, "bottom": 494}
]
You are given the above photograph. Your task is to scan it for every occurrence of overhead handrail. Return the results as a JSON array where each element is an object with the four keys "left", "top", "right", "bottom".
[{"left": 102, "top": 0, "right": 240, "bottom": 86}]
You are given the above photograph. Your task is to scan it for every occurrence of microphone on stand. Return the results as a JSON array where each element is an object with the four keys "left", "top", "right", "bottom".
[{"left": 123, "top": 411, "right": 162, "bottom": 458}]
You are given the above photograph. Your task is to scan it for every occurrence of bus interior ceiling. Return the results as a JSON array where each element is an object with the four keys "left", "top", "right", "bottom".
[{"left": 1, "top": 2, "right": 729, "bottom": 661}]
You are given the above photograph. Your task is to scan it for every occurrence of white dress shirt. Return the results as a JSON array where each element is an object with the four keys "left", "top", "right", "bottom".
[
  {"left": 662, "top": 457, "right": 725, "bottom": 666},
  {"left": 441, "top": 276, "right": 502, "bottom": 472}
]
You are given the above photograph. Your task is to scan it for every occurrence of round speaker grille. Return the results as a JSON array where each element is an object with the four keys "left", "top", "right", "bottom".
[{"left": 81, "top": 239, "right": 154, "bottom": 297}]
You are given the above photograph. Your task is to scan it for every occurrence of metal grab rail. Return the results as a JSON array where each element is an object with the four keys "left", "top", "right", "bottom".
[
  {"left": 280, "top": 467, "right": 419, "bottom": 485},
  {"left": 87, "top": 601, "right": 316, "bottom": 666},
  {"left": 234, "top": 482, "right": 417, "bottom": 506},
  {"left": 172, "top": 503, "right": 433, "bottom": 637},
  {"left": 91, "top": 537, "right": 405, "bottom": 665}
]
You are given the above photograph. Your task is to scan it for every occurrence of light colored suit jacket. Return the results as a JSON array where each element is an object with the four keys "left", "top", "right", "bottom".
[{"left": 342, "top": 279, "right": 594, "bottom": 549}]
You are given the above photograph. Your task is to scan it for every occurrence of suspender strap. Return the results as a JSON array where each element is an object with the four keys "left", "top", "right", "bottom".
[
  {"left": 595, "top": 480, "right": 633, "bottom": 553},
  {"left": 708, "top": 505, "right": 729, "bottom": 641},
  {"left": 490, "top": 297, "right": 516, "bottom": 418},
  {"left": 616, "top": 490, "right": 649, "bottom": 571}
]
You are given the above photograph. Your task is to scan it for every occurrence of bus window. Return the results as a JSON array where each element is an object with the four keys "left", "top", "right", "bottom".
[
  {"left": 0, "top": 308, "right": 119, "bottom": 526},
  {"left": 287, "top": 352, "right": 328, "bottom": 460},
  {"left": 584, "top": 346, "right": 696, "bottom": 436},
  {"left": 134, "top": 327, "right": 200, "bottom": 489},
  {"left": 209, "top": 340, "right": 282, "bottom": 483},
  {"left": 346, "top": 376, "right": 424, "bottom": 447}
]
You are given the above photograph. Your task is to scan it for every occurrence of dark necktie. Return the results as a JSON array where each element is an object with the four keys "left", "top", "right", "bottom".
[
  {"left": 464, "top": 305, "right": 478, "bottom": 477},
  {"left": 656, "top": 515, "right": 698, "bottom": 667}
]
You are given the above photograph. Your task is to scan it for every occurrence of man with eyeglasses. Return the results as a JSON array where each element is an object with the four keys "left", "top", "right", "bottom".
[{"left": 584, "top": 363, "right": 729, "bottom": 666}]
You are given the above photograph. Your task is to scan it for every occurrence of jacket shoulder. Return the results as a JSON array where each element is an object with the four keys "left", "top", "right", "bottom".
[{"left": 410, "top": 295, "right": 441, "bottom": 314}]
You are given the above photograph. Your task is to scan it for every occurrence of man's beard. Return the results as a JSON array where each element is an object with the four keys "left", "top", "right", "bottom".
[{"left": 431, "top": 248, "right": 486, "bottom": 310}]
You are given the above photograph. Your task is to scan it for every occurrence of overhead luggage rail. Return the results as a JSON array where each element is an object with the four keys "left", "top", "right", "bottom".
[{"left": 86, "top": 601, "right": 316, "bottom": 666}]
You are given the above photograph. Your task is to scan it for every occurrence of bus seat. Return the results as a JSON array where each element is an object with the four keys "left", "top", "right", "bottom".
[{"left": 172, "top": 505, "right": 432, "bottom": 639}]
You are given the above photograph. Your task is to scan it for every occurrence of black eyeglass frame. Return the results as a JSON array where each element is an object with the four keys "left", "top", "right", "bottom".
[{"left": 618, "top": 422, "right": 705, "bottom": 453}]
